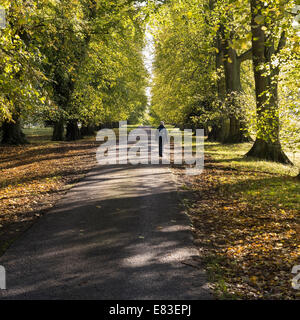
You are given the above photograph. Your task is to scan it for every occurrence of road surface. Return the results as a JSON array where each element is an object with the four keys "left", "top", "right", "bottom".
[{"left": 0, "top": 127, "right": 211, "bottom": 299}]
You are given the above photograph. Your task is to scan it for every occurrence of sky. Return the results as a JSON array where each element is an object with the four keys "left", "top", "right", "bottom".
[{"left": 142, "top": 25, "right": 155, "bottom": 103}]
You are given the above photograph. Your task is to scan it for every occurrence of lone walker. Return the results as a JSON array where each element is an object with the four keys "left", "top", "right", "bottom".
[{"left": 156, "top": 121, "right": 168, "bottom": 157}]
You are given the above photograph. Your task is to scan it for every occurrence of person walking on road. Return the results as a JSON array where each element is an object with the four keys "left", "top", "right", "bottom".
[{"left": 156, "top": 121, "right": 168, "bottom": 157}]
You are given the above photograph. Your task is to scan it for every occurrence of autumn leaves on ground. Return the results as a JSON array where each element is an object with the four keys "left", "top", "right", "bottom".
[
  {"left": 175, "top": 143, "right": 300, "bottom": 300},
  {"left": 0, "top": 128, "right": 99, "bottom": 256},
  {"left": 0, "top": 128, "right": 299, "bottom": 299}
]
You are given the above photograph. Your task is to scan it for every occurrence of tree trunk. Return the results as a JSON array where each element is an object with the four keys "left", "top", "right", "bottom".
[
  {"left": 203, "top": 125, "right": 209, "bottom": 137},
  {"left": 218, "top": 118, "right": 230, "bottom": 142},
  {"left": 225, "top": 116, "right": 250, "bottom": 143},
  {"left": 66, "top": 120, "right": 81, "bottom": 141},
  {"left": 207, "top": 124, "right": 219, "bottom": 141},
  {"left": 80, "top": 124, "right": 95, "bottom": 137},
  {"left": 246, "top": 0, "right": 290, "bottom": 164},
  {"left": 247, "top": 138, "right": 291, "bottom": 163},
  {"left": 52, "top": 119, "right": 64, "bottom": 141},
  {"left": 1, "top": 117, "right": 28, "bottom": 145},
  {"left": 223, "top": 43, "right": 250, "bottom": 143},
  {"left": 213, "top": 28, "right": 230, "bottom": 143},
  {"left": 207, "top": 119, "right": 230, "bottom": 142}
]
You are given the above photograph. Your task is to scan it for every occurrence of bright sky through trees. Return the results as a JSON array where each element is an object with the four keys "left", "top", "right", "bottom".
[{"left": 143, "top": 25, "right": 155, "bottom": 103}]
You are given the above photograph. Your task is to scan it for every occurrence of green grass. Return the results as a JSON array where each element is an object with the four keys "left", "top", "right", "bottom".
[
  {"left": 23, "top": 127, "right": 53, "bottom": 143},
  {"left": 23, "top": 124, "right": 146, "bottom": 145},
  {"left": 204, "top": 141, "right": 300, "bottom": 177},
  {"left": 153, "top": 126, "right": 299, "bottom": 176},
  {"left": 203, "top": 255, "right": 241, "bottom": 299},
  {"left": 203, "top": 141, "right": 300, "bottom": 211}
]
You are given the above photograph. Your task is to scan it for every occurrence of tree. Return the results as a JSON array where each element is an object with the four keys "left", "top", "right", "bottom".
[
  {"left": 44, "top": 0, "right": 147, "bottom": 140},
  {"left": 208, "top": 0, "right": 253, "bottom": 143},
  {"left": 0, "top": 0, "right": 148, "bottom": 143},
  {"left": 70, "top": 1, "right": 148, "bottom": 130},
  {"left": 0, "top": 0, "right": 47, "bottom": 144},
  {"left": 150, "top": 0, "right": 217, "bottom": 130},
  {"left": 246, "top": 0, "right": 297, "bottom": 164}
]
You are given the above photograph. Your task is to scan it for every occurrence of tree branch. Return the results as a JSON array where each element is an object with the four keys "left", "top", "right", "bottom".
[
  {"left": 276, "top": 31, "right": 286, "bottom": 54},
  {"left": 237, "top": 48, "right": 252, "bottom": 62}
]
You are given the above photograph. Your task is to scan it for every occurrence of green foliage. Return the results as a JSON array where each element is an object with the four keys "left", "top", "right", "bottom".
[
  {"left": 0, "top": 0, "right": 47, "bottom": 122},
  {"left": 150, "top": 0, "right": 217, "bottom": 128},
  {"left": 150, "top": 0, "right": 299, "bottom": 163},
  {"left": 0, "top": 0, "right": 148, "bottom": 136},
  {"left": 71, "top": 9, "right": 148, "bottom": 126}
]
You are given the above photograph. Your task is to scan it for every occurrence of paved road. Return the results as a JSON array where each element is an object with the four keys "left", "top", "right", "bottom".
[{"left": 0, "top": 128, "right": 211, "bottom": 299}]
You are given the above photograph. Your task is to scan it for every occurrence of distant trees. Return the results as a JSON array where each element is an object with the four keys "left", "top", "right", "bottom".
[
  {"left": 1, "top": 0, "right": 299, "bottom": 170},
  {"left": 0, "top": 0, "right": 148, "bottom": 144}
]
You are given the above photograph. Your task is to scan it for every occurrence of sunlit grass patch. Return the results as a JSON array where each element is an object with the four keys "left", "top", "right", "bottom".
[
  {"left": 23, "top": 127, "right": 53, "bottom": 144},
  {"left": 204, "top": 141, "right": 299, "bottom": 177},
  {"left": 239, "top": 177, "right": 300, "bottom": 211}
]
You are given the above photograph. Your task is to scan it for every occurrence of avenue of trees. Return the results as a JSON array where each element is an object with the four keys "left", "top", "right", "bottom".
[
  {"left": 150, "top": 0, "right": 299, "bottom": 167},
  {"left": 0, "top": 0, "right": 299, "bottom": 173},
  {"left": 0, "top": 0, "right": 148, "bottom": 143}
]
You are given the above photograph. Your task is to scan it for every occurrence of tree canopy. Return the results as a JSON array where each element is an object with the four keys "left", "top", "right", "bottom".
[
  {"left": 150, "top": 0, "right": 299, "bottom": 164},
  {"left": 0, "top": 0, "right": 299, "bottom": 167},
  {"left": 0, "top": 0, "right": 148, "bottom": 142}
]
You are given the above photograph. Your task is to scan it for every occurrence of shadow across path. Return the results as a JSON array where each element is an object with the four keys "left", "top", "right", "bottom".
[{"left": 0, "top": 131, "right": 211, "bottom": 299}]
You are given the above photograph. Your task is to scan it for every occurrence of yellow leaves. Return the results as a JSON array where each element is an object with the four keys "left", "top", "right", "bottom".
[
  {"left": 186, "top": 11, "right": 193, "bottom": 19},
  {"left": 0, "top": 137, "right": 98, "bottom": 239},
  {"left": 254, "top": 14, "right": 264, "bottom": 25},
  {"left": 250, "top": 276, "right": 258, "bottom": 284},
  {"left": 232, "top": 38, "right": 250, "bottom": 51},
  {"left": 179, "top": 158, "right": 300, "bottom": 299}
]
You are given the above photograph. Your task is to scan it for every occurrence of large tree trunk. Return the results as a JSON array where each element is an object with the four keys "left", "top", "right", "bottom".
[
  {"left": 52, "top": 119, "right": 64, "bottom": 141},
  {"left": 66, "top": 120, "right": 81, "bottom": 141},
  {"left": 246, "top": 0, "right": 291, "bottom": 164},
  {"left": 80, "top": 124, "right": 95, "bottom": 137},
  {"left": 217, "top": 119, "right": 230, "bottom": 143},
  {"left": 207, "top": 124, "right": 220, "bottom": 141},
  {"left": 208, "top": 28, "right": 230, "bottom": 143},
  {"left": 1, "top": 117, "right": 27, "bottom": 145},
  {"left": 212, "top": 28, "right": 230, "bottom": 143},
  {"left": 223, "top": 42, "right": 250, "bottom": 143},
  {"left": 203, "top": 124, "right": 209, "bottom": 137},
  {"left": 226, "top": 116, "right": 250, "bottom": 143},
  {"left": 207, "top": 120, "right": 231, "bottom": 143},
  {"left": 247, "top": 138, "right": 291, "bottom": 163}
]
